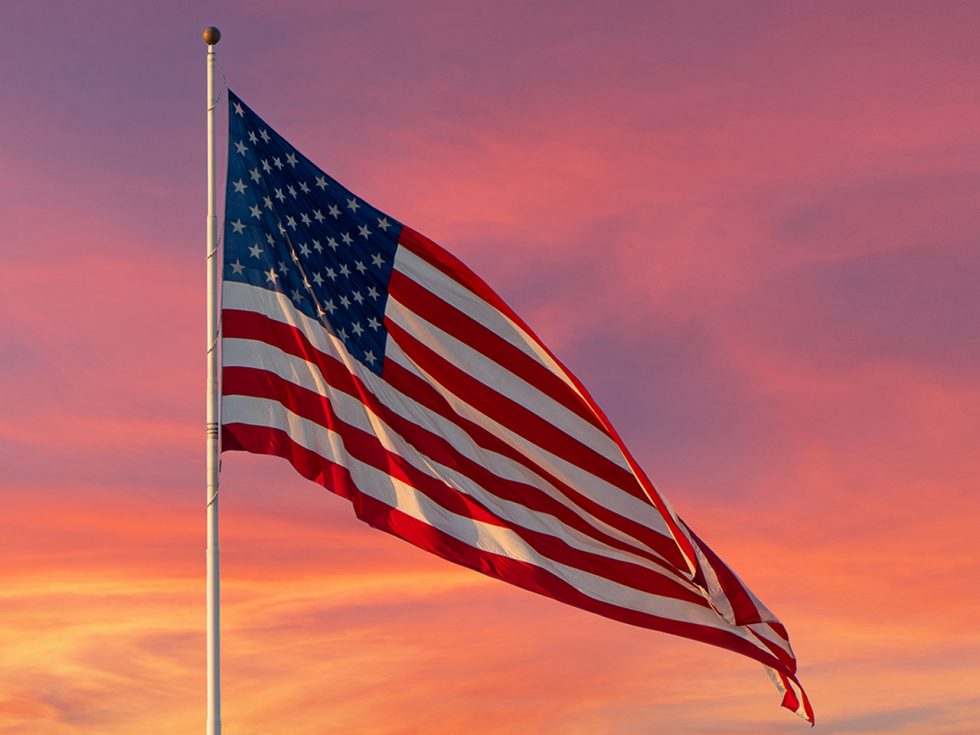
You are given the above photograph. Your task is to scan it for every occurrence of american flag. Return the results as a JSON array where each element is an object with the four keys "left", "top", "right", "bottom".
[{"left": 220, "top": 90, "right": 812, "bottom": 724}]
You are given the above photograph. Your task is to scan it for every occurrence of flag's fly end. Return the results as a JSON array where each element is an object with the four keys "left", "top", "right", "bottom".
[{"left": 768, "top": 667, "right": 815, "bottom": 725}]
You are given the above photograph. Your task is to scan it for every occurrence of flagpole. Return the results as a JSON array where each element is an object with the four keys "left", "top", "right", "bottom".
[{"left": 203, "top": 25, "right": 222, "bottom": 735}]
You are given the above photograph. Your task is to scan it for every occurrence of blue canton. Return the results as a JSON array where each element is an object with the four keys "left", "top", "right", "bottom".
[{"left": 222, "top": 90, "right": 401, "bottom": 375}]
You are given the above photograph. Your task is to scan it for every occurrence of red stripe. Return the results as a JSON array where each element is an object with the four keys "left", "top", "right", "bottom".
[
  {"left": 224, "top": 364, "right": 707, "bottom": 605},
  {"left": 385, "top": 319, "right": 646, "bottom": 502},
  {"left": 777, "top": 670, "right": 814, "bottom": 724},
  {"left": 768, "top": 621, "right": 789, "bottom": 641},
  {"left": 388, "top": 269, "right": 605, "bottom": 432},
  {"left": 398, "top": 226, "right": 537, "bottom": 342},
  {"left": 745, "top": 626, "right": 798, "bottom": 673},
  {"left": 686, "top": 525, "right": 765, "bottom": 626},
  {"left": 399, "top": 226, "right": 699, "bottom": 574},
  {"left": 223, "top": 308, "right": 687, "bottom": 568},
  {"left": 778, "top": 671, "right": 800, "bottom": 713},
  {"left": 683, "top": 529, "right": 799, "bottom": 672},
  {"left": 222, "top": 421, "right": 792, "bottom": 675},
  {"left": 794, "top": 674, "right": 815, "bottom": 724}
]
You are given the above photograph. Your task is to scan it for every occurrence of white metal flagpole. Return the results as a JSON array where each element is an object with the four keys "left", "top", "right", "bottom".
[{"left": 203, "top": 24, "right": 222, "bottom": 735}]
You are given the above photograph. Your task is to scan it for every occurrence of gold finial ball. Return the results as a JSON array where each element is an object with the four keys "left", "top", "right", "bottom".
[{"left": 202, "top": 26, "right": 222, "bottom": 45}]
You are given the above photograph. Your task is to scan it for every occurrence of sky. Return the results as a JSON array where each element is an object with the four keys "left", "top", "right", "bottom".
[{"left": 0, "top": 1, "right": 978, "bottom": 733}]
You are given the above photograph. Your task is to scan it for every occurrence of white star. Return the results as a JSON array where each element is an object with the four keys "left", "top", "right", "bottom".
[
  {"left": 339, "top": 264, "right": 351, "bottom": 277},
  {"left": 259, "top": 129, "right": 271, "bottom": 143},
  {"left": 368, "top": 316, "right": 381, "bottom": 330},
  {"left": 287, "top": 185, "right": 297, "bottom": 198},
  {"left": 325, "top": 267, "right": 337, "bottom": 281},
  {"left": 234, "top": 141, "right": 247, "bottom": 155},
  {"left": 261, "top": 159, "right": 272, "bottom": 173},
  {"left": 249, "top": 168, "right": 261, "bottom": 182},
  {"left": 371, "top": 253, "right": 384, "bottom": 267},
  {"left": 364, "top": 350, "right": 377, "bottom": 365},
  {"left": 230, "top": 259, "right": 245, "bottom": 275},
  {"left": 274, "top": 188, "right": 286, "bottom": 202},
  {"left": 286, "top": 152, "right": 298, "bottom": 167},
  {"left": 265, "top": 269, "right": 278, "bottom": 283},
  {"left": 328, "top": 205, "right": 341, "bottom": 219},
  {"left": 358, "top": 224, "right": 371, "bottom": 239},
  {"left": 312, "top": 240, "right": 323, "bottom": 252},
  {"left": 263, "top": 196, "right": 273, "bottom": 210},
  {"left": 325, "top": 299, "right": 337, "bottom": 314},
  {"left": 300, "top": 213, "right": 311, "bottom": 226},
  {"left": 266, "top": 233, "right": 276, "bottom": 245},
  {"left": 231, "top": 219, "right": 246, "bottom": 234},
  {"left": 273, "top": 157, "right": 284, "bottom": 170},
  {"left": 286, "top": 216, "right": 297, "bottom": 230},
  {"left": 317, "top": 304, "right": 327, "bottom": 318},
  {"left": 233, "top": 179, "right": 247, "bottom": 194},
  {"left": 339, "top": 295, "right": 351, "bottom": 308},
  {"left": 354, "top": 261, "right": 367, "bottom": 274},
  {"left": 248, "top": 131, "right": 258, "bottom": 144},
  {"left": 313, "top": 272, "right": 324, "bottom": 286},
  {"left": 346, "top": 197, "right": 360, "bottom": 212},
  {"left": 338, "top": 328, "right": 348, "bottom": 341},
  {"left": 248, "top": 243, "right": 263, "bottom": 258},
  {"left": 233, "top": 101, "right": 244, "bottom": 116},
  {"left": 278, "top": 222, "right": 287, "bottom": 235},
  {"left": 299, "top": 181, "right": 310, "bottom": 194},
  {"left": 302, "top": 276, "right": 311, "bottom": 289},
  {"left": 315, "top": 176, "right": 328, "bottom": 190},
  {"left": 352, "top": 290, "right": 364, "bottom": 304},
  {"left": 326, "top": 237, "right": 339, "bottom": 251},
  {"left": 290, "top": 249, "right": 300, "bottom": 263},
  {"left": 291, "top": 288, "right": 303, "bottom": 302},
  {"left": 377, "top": 217, "right": 391, "bottom": 232},
  {"left": 352, "top": 322, "right": 364, "bottom": 336},
  {"left": 341, "top": 232, "right": 353, "bottom": 246},
  {"left": 367, "top": 286, "right": 380, "bottom": 300},
  {"left": 249, "top": 204, "right": 262, "bottom": 220},
  {"left": 299, "top": 242, "right": 311, "bottom": 257},
  {"left": 313, "top": 209, "right": 325, "bottom": 223},
  {"left": 278, "top": 261, "right": 289, "bottom": 274}
]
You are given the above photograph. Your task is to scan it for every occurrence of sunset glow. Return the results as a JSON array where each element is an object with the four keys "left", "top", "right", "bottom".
[{"left": 1, "top": 2, "right": 978, "bottom": 733}]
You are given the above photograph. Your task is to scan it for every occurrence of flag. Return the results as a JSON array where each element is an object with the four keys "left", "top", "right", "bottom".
[{"left": 219, "top": 90, "right": 812, "bottom": 724}]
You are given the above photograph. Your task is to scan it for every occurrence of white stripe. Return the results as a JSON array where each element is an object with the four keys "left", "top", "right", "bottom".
[
  {"left": 223, "top": 336, "right": 678, "bottom": 571},
  {"left": 386, "top": 294, "right": 630, "bottom": 471},
  {"left": 786, "top": 678, "right": 809, "bottom": 718},
  {"left": 764, "top": 666, "right": 809, "bottom": 719},
  {"left": 747, "top": 621, "right": 793, "bottom": 653},
  {"left": 223, "top": 392, "right": 776, "bottom": 652},
  {"left": 395, "top": 247, "right": 584, "bottom": 399},
  {"left": 224, "top": 279, "right": 349, "bottom": 357},
  {"left": 692, "top": 541, "right": 736, "bottom": 624}
]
